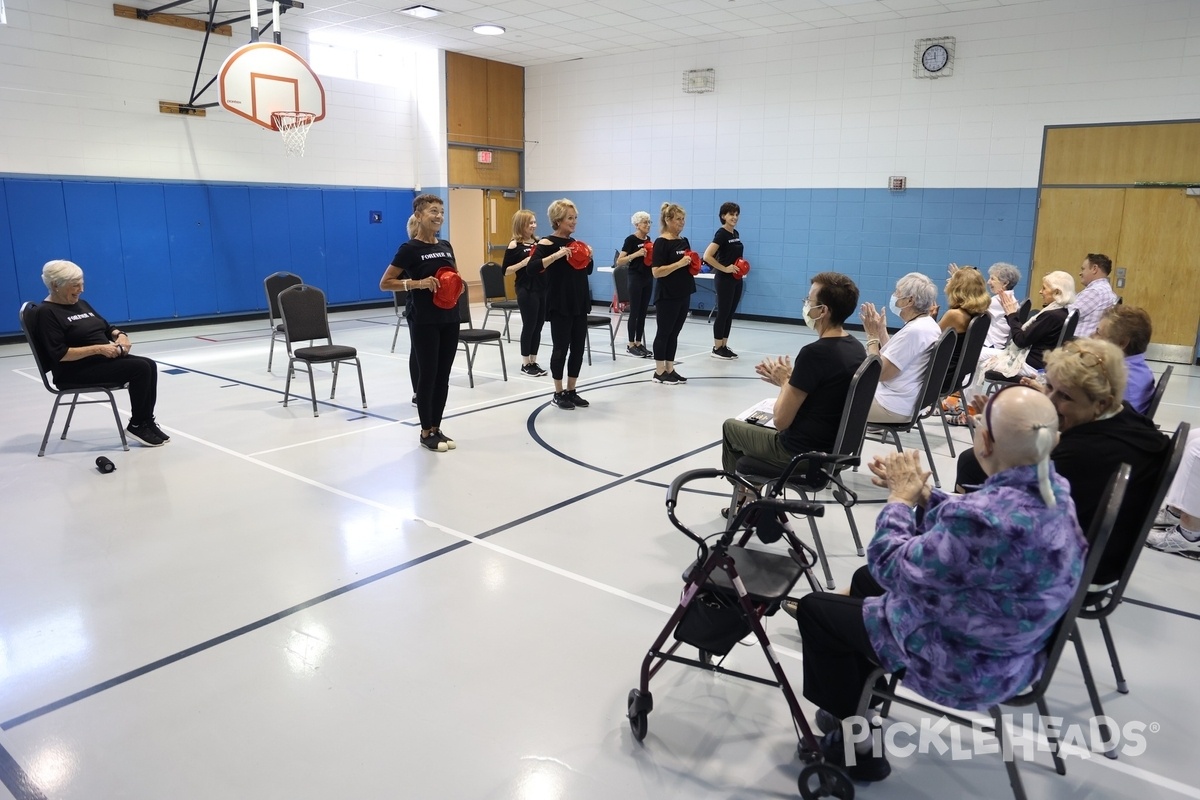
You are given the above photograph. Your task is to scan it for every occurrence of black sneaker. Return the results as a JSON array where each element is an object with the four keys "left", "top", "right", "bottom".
[
  {"left": 638, "top": 345, "right": 654, "bottom": 359},
  {"left": 126, "top": 421, "right": 165, "bottom": 447},
  {"left": 711, "top": 346, "right": 738, "bottom": 360},
  {"left": 568, "top": 390, "right": 589, "bottom": 408},
  {"left": 818, "top": 729, "right": 891, "bottom": 782},
  {"left": 626, "top": 345, "right": 641, "bottom": 357},
  {"left": 434, "top": 430, "right": 457, "bottom": 450},
  {"left": 672, "top": 371, "right": 688, "bottom": 384},
  {"left": 530, "top": 362, "right": 548, "bottom": 376},
  {"left": 552, "top": 391, "right": 575, "bottom": 410},
  {"left": 411, "top": 394, "right": 418, "bottom": 408},
  {"left": 147, "top": 418, "right": 170, "bottom": 443},
  {"left": 653, "top": 371, "right": 677, "bottom": 385},
  {"left": 420, "top": 432, "right": 448, "bottom": 452}
]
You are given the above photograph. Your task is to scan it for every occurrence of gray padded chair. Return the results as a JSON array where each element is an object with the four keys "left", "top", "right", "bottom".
[
  {"left": 278, "top": 284, "right": 367, "bottom": 417},
  {"left": 264, "top": 271, "right": 303, "bottom": 372},
  {"left": 457, "top": 286, "right": 507, "bottom": 388},
  {"left": 19, "top": 301, "right": 129, "bottom": 457},
  {"left": 479, "top": 261, "right": 519, "bottom": 342}
]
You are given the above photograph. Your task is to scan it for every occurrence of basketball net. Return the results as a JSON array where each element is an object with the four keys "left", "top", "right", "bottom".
[{"left": 271, "top": 111, "right": 315, "bottom": 157}]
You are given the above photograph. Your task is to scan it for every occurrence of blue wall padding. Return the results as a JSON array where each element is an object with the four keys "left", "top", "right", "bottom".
[
  {"left": 525, "top": 187, "right": 1036, "bottom": 326},
  {"left": 0, "top": 177, "right": 420, "bottom": 335}
]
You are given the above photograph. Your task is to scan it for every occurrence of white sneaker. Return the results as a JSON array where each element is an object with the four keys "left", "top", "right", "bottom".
[
  {"left": 1146, "top": 525, "right": 1200, "bottom": 554},
  {"left": 1153, "top": 506, "right": 1182, "bottom": 529}
]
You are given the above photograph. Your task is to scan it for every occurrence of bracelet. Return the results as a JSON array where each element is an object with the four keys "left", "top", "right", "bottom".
[
  {"left": 117, "top": 344, "right": 125, "bottom": 355},
  {"left": 866, "top": 338, "right": 880, "bottom": 347},
  {"left": 403, "top": 279, "right": 409, "bottom": 291}
]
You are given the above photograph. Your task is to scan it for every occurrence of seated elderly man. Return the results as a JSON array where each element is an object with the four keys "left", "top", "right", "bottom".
[
  {"left": 1147, "top": 429, "right": 1200, "bottom": 555},
  {"left": 1095, "top": 304, "right": 1154, "bottom": 415},
  {"left": 860, "top": 272, "right": 941, "bottom": 424},
  {"left": 792, "top": 387, "right": 1084, "bottom": 782},
  {"left": 720, "top": 272, "right": 865, "bottom": 473}
]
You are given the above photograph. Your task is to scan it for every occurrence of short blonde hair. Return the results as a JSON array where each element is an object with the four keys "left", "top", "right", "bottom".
[
  {"left": 547, "top": 199, "right": 577, "bottom": 229},
  {"left": 946, "top": 268, "right": 990, "bottom": 316},
  {"left": 1044, "top": 338, "right": 1127, "bottom": 412},
  {"left": 1043, "top": 270, "right": 1076, "bottom": 305},
  {"left": 42, "top": 259, "right": 83, "bottom": 290},
  {"left": 511, "top": 209, "right": 535, "bottom": 240},
  {"left": 659, "top": 202, "right": 685, "bottom": 234}
]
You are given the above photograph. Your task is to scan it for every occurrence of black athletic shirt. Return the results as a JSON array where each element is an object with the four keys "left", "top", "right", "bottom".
[
  {"left": 32, "top": 299, "right": 117, "bottom": 364},
  {"left": 652, "top": 236, "right": 696, "bottom": 302},
  {"left": 389, "top": 239, "right": 460, "bottom": 325},
  {"left": 711, "top": 226, "right": 744, "bottom": 286},
  {"left": 531, "top": 235, "right": 592, "bottom": 315},
  {"left": 622, "top": 234, "right": 653, "bottom": 280},
  {"left": 502, "top": 241, "right": 543, "bottom": 292},
  {"left": 778, "top": 335, "right": 867, "bottom": 455}
]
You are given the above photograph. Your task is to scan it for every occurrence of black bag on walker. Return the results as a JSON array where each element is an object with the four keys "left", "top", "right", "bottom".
[{"left": 674, "top": 589, "right": 752, "bottom": 656}]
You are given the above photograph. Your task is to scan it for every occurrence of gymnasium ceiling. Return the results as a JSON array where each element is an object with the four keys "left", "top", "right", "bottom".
[{"left": 165, "top": 0, "right": 1048, "bottom": 66}]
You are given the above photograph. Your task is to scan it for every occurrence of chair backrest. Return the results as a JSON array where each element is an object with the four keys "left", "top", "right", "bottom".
[
  {"left": 392, "top": 290, "right": 409, "bottom": 317},
  {"left": 278, "top": 284, "right": 332, "bottom": 346},
  {"left": 1017, "top": 464, "right": 1128, "bottom": 701},
  {"left": 834, "top": 355, "right": 883, "bottom": 460},
  {"left": 478, "top": 262, "right": 506, "bottom": 301},
  {"left": 905, "top": 328, "right": 958, "bottom": 424},
  {"left": 265, "top": 272, "right": 303, "bottom": 323},
  {"left": 613, "top": 263, "right": 630, "bottom": 305},
  {"left": 457, "top": 285, "right": 475, "bottom": 328},
  {"left": 1016, "top": 297, "right": 1033, "bottom": 325},
  {"left": 1056, "top": 308, "right": 1079, "bottom": 347},
  {"left": 945, "top": 312, "right": 992, "bottom": 394},
  {"left": 1145, "top": 365, "right": 1174, "bottom": 422},
  {"left": 1100, "top": 422, "right": 1190, "bottom": 606},
  {"left": 18, "top": 302, "right": 58, "bottom": 392}
]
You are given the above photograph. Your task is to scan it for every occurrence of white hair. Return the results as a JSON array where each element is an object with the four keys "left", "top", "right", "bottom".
[
  {"left": 1032, "top": 425, "right": 1058, "bottom": 508},
  {"left": 895, "top": 272, "right": 937, "bottom": 314},
  {"left": 988, "top": 262, "right": 1021, "bottom": 290},
  {"left": 631, "top": 211, "right": 651, "bottom": 226},
  {"left": 42, "top": 259, "right": 83, "bottom": 290}
]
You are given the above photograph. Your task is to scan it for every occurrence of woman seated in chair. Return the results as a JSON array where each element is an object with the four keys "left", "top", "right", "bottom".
[
  {"left": 32, "top": 259, "right": 169, "bottom": 447},
  {"left": 936, "top": 264, "right": 990, "bottom": 392},
  {"left": 790, "top": 388, "right": 1083, "bottom": 782},
  {"left": 976, "top": 270, "right": 1075, "bottom": 383},
  {"left": 860, "top": 272, "right": 941, "bottom": 424},
  {"left": 1095, "top": 304, "right": 1155, "bottom": 415}
]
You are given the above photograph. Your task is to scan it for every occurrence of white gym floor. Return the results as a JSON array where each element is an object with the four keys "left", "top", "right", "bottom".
[{"left": 1, "top": 302, "right": 1198, "bottom": 800}]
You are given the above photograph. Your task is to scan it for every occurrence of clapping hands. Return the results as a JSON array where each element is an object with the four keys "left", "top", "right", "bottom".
[
  {"left": 859, "top": 302, "right": 887, "bottom": 339},
  {"left": 755, "top": 355, "right": 792, "bottom": 387},
  {"left": 868, "top": 450, "right": 932, "bottom": 507}
]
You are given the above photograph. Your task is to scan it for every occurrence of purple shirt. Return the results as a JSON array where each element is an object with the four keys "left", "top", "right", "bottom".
[
  {"left": 862, "top": 464, "right": 1086, "bottom": 711},
  {"left": 1125, "top": 353, "right": 1154, "bottom": 415}
]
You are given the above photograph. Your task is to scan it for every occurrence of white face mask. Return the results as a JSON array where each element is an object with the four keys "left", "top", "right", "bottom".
[
  {"left": 888, "top": 295, "right": 906, "bottom": 316},
  {"left": 802, "top": 301, "right": 823, "bottom": 328}
]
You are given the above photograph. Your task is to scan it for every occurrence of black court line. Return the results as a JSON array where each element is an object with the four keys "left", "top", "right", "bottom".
[
  {"left": 0, "top": 439, "right": 718, "bottom": 732},
  {"left": 0, "top": 743, "right": 46, "bottom": 800},
  {"left": 1123, "top": 597, "right": 1200, "bottom": 622}
]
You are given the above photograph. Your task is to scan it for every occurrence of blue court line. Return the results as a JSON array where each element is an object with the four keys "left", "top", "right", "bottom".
[{"left": 0, "top": 741, "right": 46, "bottom": 800}]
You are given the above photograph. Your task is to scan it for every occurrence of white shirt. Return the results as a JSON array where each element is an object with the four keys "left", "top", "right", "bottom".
[
  {"left": 876, "top": 314, "right": 942, "bottom": 416},
  {"left": 984, "top": 292, "right": 1014, "bottom": 348}
]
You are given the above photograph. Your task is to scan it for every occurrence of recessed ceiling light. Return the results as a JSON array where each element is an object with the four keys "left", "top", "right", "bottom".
[
  {"left": 472, "top": 24, "right": 506, "bottom": 36},
  {"left": 400, "top": 5, "right": 442, "bottom": 19}
]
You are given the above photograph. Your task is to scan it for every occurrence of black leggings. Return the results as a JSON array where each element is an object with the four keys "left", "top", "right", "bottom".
[
  {"left": 794, "top": 566, "right": 886, "bottom": 719},
  {"left": 549, "top": 312, "right": 586, "bottom": 380},
  {"left": 516, "top": 286, "right": 546, "bottom": 358},
  {"left": 628, "top": 274, "right": 653, "bottom": 342},
  {"left": 410, "top": 321, "right": 459, "bottom": 429},
  {"left": 652, "top": 296, "right": 689, "bottom": 362},
  {"left": 55, "top": 354, "right": 159, "bottom": 424},
  {"left": 713, "top": 275, "right": 744, "bottom": 340}
]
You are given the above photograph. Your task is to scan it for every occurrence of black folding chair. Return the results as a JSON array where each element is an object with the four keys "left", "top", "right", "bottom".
[
  {"left": 457, "top": 286, "right": 507, "bottom": 388},
  {"left": 18, "top": 302, "right": 129, "bottom": 456},
  {"left": 611, "top": 263, "right": 631, "bottom": 344},
  {"left": 479, "top": 261, "right": 519, "bottom": 342},
  {"left": 1145, "top": 365, "right": 1173, "bottom": 422},
  {"left": 859, "top": 464, "right": 1129, "bottom": 800},
  {"left": 934, "top": 313, "right": 991, "bottom": 458},
  {"left": 264, "top": 271, "right": 303, "bottom": 372},
  {"left": 278, "top": 284, "right": 367, "bottom": 417}
]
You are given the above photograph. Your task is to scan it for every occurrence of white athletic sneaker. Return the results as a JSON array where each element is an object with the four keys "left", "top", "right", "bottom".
[{"left": 1146, "top": 525, "right": 1200, "bottom": 555}]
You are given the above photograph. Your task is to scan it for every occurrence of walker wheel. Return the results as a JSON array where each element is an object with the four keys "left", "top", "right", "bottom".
[
  {"left": 799, "top": 763, "right": 854, "bottom": 799},
  {"left": 627, "top": 689, "right": 649, "bottom": 742}
]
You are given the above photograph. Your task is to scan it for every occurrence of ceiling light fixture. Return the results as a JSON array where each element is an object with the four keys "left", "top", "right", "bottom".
[
  {"left": 400, "top": 5, "right": 442, "bottom": 19},
  {"left": 472, "top": 24, "right": 506, "bottom": 36}
]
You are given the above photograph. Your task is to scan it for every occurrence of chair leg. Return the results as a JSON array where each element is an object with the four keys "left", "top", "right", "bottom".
[
  {"left": 306, "top": 364, "right": 319, "bottom": 417},
  {"left": 608, "top": 322, "right": 615, "bottom": 360},
  {"left": 354, "top": 358, "right": 367, "bottom": 409},
  {"left": 585, "top": 329, "right": 593, "bottom": 366},
  {"left": 461, "top": 343, "right": 476, "bottom": 389},
  {"left": 283, "top": 358, "right": 295, "bottom": 408},
  {"left": 38, "top": 397, "right": 65, "bottom": 457},
  {"left": 107, "top": 389, "right": 129, "bottom": 451},
  {"left": 497, "top": 342, "right": 507, "bottom": 382},
  {"left": 503, "top": 310, "right": 512, "bottom": 343},
  {"left": 843, "top": 504, "right": 864, "bottom": 556},
  {"left": 940, "top": 404, "right": 958, "bottom": 458},
  {"left": 804, "top": 511, "right": 836, "bottom": 590},
  {"left": 993, "top": 706, "right": 1028, "bottom": 800},
  {"left": 1072, "top": 624, "right": 1118, "bottom": 759},
  {"left": 62, "top": 393, "right": 82, "bottom": 439},
  {"left": 391, "top": 317, "right": 403, "bottom": 353},
  {"left": 1098, "top": 617, "right": 1128, "bottom": 693},
  {"left": 916, "top": 418, "right": 941, "bottom": 488},
  {"left": 268, "top": 334, "right": 276, "bottom": 372},
  {"left": 330, "top": 362, "right": 340, "bottom": 400},
  {"left": 1036, "top": 696, "right": 1067, "bottom": 776}
]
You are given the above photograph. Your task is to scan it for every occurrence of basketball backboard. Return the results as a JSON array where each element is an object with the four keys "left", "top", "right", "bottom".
[{"left": 218, "top": 42, "right": 325, "bottom": 130}]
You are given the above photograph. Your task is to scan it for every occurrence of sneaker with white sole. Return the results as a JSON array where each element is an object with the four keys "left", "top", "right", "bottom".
[
  {"left": 521, "top": 363, "right": 548, "bottom": 377},
  {"left": 552, "top": 391, "right": 575, "bottom": 410},
  {"left": 626, "top": 345, "right": 641, "bottom": 357},
  {"left": 1153, "top": 506, "right": 1182, "bottom": 529},
  {"left": 672, "top": 371, "right": 688, "bottom": 384},
  {"left": 1146, "top": 525, "right": 1200, "bottom": 554},
  {"left": 653, "top": 371, "right": 678, "bottom": 385},
  {"left": 420, "top": 432, "right": 448, "bottom": 452},
  {"left": 567, "top": 390, "right": 589, "bottom": 408},
  {"left": 434, "top": 431, "right": 457, "bottom": 450},
  {"left": 711, "top": 346, "right": 735, "bottom": 360},
  {"left": 126, "top": 421, "right": 165, "bottom": 447},
  {"left": 147, "top": 418, "right": 170, "bottom": 443}
]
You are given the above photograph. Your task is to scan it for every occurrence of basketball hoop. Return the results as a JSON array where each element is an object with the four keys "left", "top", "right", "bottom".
[{"left": 271, "top": 111, "right": 315, "bottom": 157}]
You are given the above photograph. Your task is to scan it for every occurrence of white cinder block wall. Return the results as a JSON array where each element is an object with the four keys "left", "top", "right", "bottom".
[
  {"left": 0, "top": 0, "right": 446, "bottom": 187},
  {"left": 525, "top": 0, "right": 1200, "bottom": 192}
]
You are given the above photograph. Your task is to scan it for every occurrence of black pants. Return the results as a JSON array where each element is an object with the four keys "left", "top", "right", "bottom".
[
  {"left": 956, "top": 447, "right": 987, "bottom": 489},
  {"left": 410, "top": 321, "right": 459, "bottom": 429},
  {"left": 795, "top": 566, "right": 885, "bottom": 720},
  {"left": 549, "top": 312, "right": 586, "bottom": 380},
  {"left": 55, "top": 354, "right": 159, "bottom": 425},
  {"left": 628, "top": 274, "right": 653, "bottom": 342},
  {"left": 713, "top": 275, "right": 743, "bottom": 340},
  {"left": 652, "top": 296, "right": 689, "bottom": 362},
  {"left": 516, "top": 286, "right": 546, "bottom": 358}
]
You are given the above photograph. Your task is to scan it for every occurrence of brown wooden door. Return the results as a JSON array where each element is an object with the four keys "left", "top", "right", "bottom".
[
  {"left": 1031, "top": 188, "right": 1125, "bottom": 293},
  {"left": 486, "top": 190, "right": 522, "bottom": 299}
]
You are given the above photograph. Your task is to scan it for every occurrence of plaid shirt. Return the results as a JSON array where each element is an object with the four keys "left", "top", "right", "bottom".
[{"left": 1072, "top": 278, "right": 1117, "bottom": 338}]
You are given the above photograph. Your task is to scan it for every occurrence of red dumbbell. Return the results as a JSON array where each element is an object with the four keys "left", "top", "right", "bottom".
[{"left": 432, "top": 267, "right": 463, "bottom": 309}]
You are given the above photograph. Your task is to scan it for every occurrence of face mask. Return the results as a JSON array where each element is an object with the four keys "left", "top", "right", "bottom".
[
  {"left": 888, "top": 296, "right": 905, "bottom": 316},
  {"left": 802, "top": 301, "right": 822, "bottom": 328}
]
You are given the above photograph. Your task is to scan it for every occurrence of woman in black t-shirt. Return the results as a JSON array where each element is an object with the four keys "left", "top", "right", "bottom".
[
  {"left": 530, "top": 198, "right": 593, "bottom": 410},
  {"left": 651, "top": 202, "right": 696, "bottom": 385},
  {"left": 615, "top": 210, "right": 654, "bottom": 358},
  {"left": 379, "top": 194, "right": 462, "bottom": 452},
  {"left": 703, "top": 201, "right": 744, "bottom": 360},
  {"left": 502, "top": 209, "right": 547, "bottom": 377}
]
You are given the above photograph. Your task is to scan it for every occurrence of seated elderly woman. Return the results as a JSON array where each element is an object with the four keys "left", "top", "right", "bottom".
[
  {"left": 1095, "top": 304, "right": 1155, "bottom": 415},
  {"left": 860, "top": 272, "right": 941, "bottom": 423},
  {"left": 791, "top": 387, "right": 1084, "bottom": 782},
  {"left": 957, "top": 338, "right": 1169, "bottom": 585},
  {"left": 975, "top": 270, "right": 1076, "bottom": 384},
  {"left": 31, "top": 259, "right": 169, "bottom": 447},
  {"left": 937, "top": 265, "right": 991, "bottom": 392},
  {"left": 1147, "top": 429, "right": 1200, "bottom": 555},
  {"left": 983, "top": 261, "right": 1022, "bottom": 349}
]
